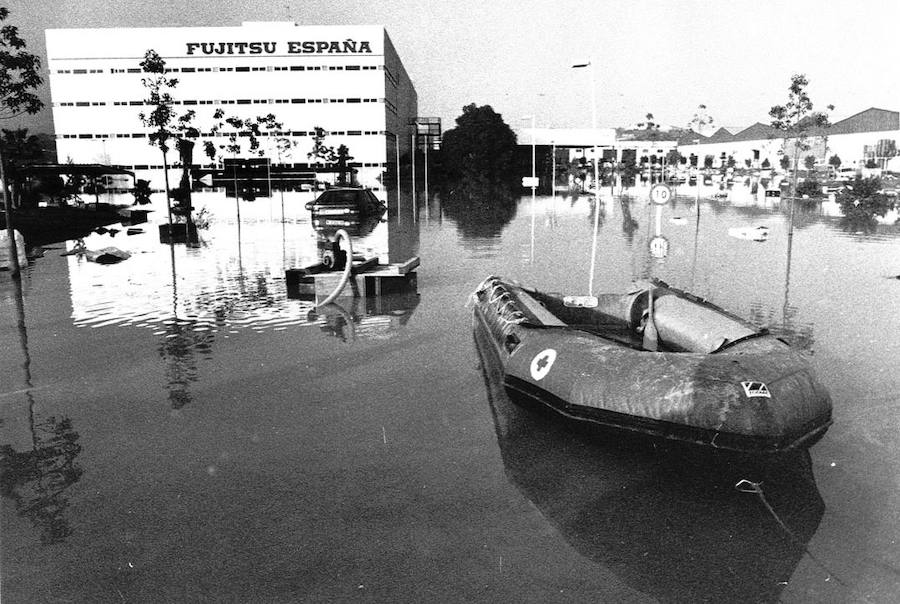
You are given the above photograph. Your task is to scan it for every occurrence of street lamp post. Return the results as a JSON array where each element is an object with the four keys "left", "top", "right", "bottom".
[
  {"left": 522, "top": 115, "right": 537, "bottom": 263},
  {"left": 410, "top": 129, "right": 417, "bottom": 213},
  {"left": 573, "top": 58, "right": 602, "bottom": 294}
]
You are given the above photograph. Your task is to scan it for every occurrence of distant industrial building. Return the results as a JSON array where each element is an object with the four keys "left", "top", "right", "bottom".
[
  {"left": 518, "top": 107, "right": 900, "bottom": 174},
  {"left": 45, "top": 22, "right": 421, "bottom": 194}
]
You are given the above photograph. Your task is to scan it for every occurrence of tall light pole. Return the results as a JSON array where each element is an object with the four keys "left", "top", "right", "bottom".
[
  {"left": 573, "top": 58, "right": 602, "bottom": 294},
  {"left": 693, "top": 138, "right": 701, "bottom": 218},
  {"left": 410, "top": 129, "right": 417, "bottom": 216},
  {"left": 522, "top": 115, "right": 537, "bottom": 263}
]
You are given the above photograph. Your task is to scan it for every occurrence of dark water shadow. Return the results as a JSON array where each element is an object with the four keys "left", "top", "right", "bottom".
[
  {"left": 0, "top": 277, "right": 83, "bottom": 545},
  {"left": 439, "top": 177, "right": 519, "bottom": 239},
  {"left": 473, "top": 321, "right": 827, "bottom": 603}
]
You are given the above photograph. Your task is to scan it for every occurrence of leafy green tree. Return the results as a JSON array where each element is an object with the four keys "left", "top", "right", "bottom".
[
  {"left": 828, "top": 154, "right": 841, "bottom": 173},
  {"left": 838, "top": 175, "right": 893, "bottom": 219},
  {"left": 804, "top": 155, "right": 816, "bottom": 171},
  {"left": 1, "top": 127, "right": 46, "bottom": 206},
  {"left": 0, "top": 7, "right": 43, "bottom": 276},
  {"left": 780, "top": 155, "right": 790, "bottom": 171},
  {"left": 665, "top": 149, "right": 682, "bottom": 167},
  {"left": 206, "top": 110, "right": 283, "bottom": 200},
  {"left": 138, "top": 49, "right": 192, "bottom": 226},
  {"left": 306, "top": 127, "right": 353, "bottom": 186},
  {"left": 769, "top": 74, "right": 832, "bottom": 231},
  {"left": 703, "top": 155, "right": 714, "bottom": 169},
  {"left": 639, "top": 112, "right": 659, "bottom": 131},
  {"left": 438, "top": 104, "right": 518, "bottom": 182},
  {"left": 688, "top": 104, "right": 715, "bottom": 135}
]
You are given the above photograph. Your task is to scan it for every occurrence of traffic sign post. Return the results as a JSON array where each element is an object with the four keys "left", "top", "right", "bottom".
[
  {"left": 649, "top": 235, "right": 669, "bottom": 259},
  {"left": 650, "top": 183, "right": 672, "bottom": 205}
]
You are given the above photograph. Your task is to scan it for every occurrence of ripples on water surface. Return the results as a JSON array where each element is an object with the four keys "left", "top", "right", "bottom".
[{"left": 3, "top": 177, "right": 900, "bottom": 602}]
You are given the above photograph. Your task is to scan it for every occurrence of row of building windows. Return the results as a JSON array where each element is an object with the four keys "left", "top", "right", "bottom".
[
  {"left": 112, "top": 161, "right": 390, "bottom": 170},
  {"left": 56, "top": 97, "right": 385, "bottom": 108},
  {"left": 58, "top": 65, "right": 383, "bottom": 75},
  {"left": 58, "top": 130, "right": 388, "bottom": 139}
]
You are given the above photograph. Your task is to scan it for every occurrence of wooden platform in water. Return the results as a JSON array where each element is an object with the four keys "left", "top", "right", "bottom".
[{"left": 285, "top": 256, "right": 419, "bottom": 301}]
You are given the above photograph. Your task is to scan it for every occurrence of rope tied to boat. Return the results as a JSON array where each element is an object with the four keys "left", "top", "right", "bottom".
[{"left": 735, "top": 478, "right": 845, "bottom": 585}]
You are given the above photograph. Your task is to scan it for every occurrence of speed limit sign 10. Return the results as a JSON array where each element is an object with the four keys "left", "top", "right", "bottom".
[{"left": 650, "top": 183, "right": 673, "bottom": 205}]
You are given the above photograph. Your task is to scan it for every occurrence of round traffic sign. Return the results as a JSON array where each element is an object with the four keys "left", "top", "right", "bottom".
[
  {"left": 650, "top": 183, "right": 673, "bottom": 205},
  {"left": 649, "top": 235, "right": 669, "bottom": 259}
]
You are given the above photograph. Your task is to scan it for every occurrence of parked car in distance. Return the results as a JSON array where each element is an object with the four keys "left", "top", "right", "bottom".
[{"left": 304, "top": 187, "right": 386, "bottom": 218}]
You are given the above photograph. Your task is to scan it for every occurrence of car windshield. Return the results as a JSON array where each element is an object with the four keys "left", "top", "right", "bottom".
[{"left": 318, "top": 191, "right": 361, "bottom": 205}]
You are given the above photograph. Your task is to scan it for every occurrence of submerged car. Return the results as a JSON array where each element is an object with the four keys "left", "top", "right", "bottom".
[{"left": 304, "top": 187, "right": 386, "bottom": 218}]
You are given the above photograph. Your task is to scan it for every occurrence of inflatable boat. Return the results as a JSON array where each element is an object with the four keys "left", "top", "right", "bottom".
[{"left": 471, "top": 276, "right": 832, "bottom": 454}]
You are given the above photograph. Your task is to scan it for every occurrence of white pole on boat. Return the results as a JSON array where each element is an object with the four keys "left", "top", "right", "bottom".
[{"left": 572, "top": 58, "right": 601, "bottom": 294}]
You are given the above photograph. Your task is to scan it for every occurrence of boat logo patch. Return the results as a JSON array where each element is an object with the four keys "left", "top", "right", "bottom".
[
  {"left": 741, "top": 381, "right": 771, "bottom": 398},
  {"left": 530, "top": 349, "right": 557, "bottom": 381}
]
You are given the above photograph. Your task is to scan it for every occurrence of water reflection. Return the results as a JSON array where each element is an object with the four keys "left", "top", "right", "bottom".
[
  {"left": 307, "top": 291, "right": 420, "bottom": 343},
  {"left": 474, "top": 323, "right": 826, "bottom": 603},
  {"left": 439, "top": 178, "right": 519, "bottom": 239},
  {"left": 158, "top": 317, "right": 215, "bottom": 409},
  {"left": 63, "top": 191, "right": 411, "bottom": 333},
  {"left": 0, "top": 277, "right": 83, "bottom": 544}
]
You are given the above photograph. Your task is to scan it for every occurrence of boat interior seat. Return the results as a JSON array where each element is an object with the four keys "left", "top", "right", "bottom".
[
  {"left": 649, "top": 295, "right": 757, "bottom": 353},
  {"left": 513, "top": 288, "right": 567, "bottom": 327}
]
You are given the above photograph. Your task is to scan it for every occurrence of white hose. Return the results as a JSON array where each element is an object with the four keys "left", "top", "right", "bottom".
[{"left": 316, "top": 229, "right": 354, "bottom": 307}]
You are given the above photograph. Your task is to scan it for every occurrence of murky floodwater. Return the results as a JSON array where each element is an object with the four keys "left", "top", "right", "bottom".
[{"left": 2, "top": 178, "right": 900, "bottom": 602}]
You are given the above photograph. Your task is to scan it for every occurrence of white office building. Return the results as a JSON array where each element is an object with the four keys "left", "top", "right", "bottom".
[{"left": 45, "top": 22, "right": 419, "bottom": 194}]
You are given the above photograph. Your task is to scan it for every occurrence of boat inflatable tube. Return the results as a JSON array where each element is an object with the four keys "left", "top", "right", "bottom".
[{"left": 471, "top": 276, "right": 832, "bottom": 454}]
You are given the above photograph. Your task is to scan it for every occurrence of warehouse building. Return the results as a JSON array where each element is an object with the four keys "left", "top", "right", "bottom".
[{"left": 45, "top": 22, "right": 419, "bottom": 195}]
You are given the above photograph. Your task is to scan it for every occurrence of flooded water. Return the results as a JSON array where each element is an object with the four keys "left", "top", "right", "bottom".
[{"left": 2, "top": 178, "right": 900, "bottom": 602}]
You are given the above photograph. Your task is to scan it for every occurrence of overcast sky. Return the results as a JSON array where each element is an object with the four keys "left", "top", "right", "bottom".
[{"left": 7, "top": 0, "right": 900, "bottom": 136}]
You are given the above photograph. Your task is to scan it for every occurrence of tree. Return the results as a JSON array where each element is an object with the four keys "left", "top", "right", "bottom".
[
  {"left": 0, "top": 7, "right": 43, "bottom": 277},
  {"left": 638, "top": 112, "right": 659, "bottom": 131},
  {"left": 804, "top": 155, "right": 816, "bottom": 171},
  {"left": 306, "top": 126, "right": 354, "bottom": 186},
  {"left": 438, "top": 104, "right": 518, "bottom": 182},
  {"left": 780, "top": 155, "right": 790, "bottom": 171},
  {"left": 138, "top": 49, "right": 193, "bottom": 227},
  {"left": 838, "top": 175, "right": 893, "bottom": 225},
  {"left": 828, "top": 154, "right": 841, "bottom": 173},
  {"left": 206, "top": 109, "right": 283, "bottom": 199},
  {"left": 688, "top": 104, "right": 715, "bottom": 136},
  {"left": 769, "top": 74, "right": 832, "bottom": 234},
  {"left": 665, "top": 149, "right": 682, "bottom": 168},
  {"left": 761, "top": 158, "right": 771, "bottom": 169},
  {"left": 1, "top": 127, "right": 46, "bottom": 206}
]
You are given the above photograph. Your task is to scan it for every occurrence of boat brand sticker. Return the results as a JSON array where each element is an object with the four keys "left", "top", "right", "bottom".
[
  {"left": 530, "top": 349, "right": 557, "bottom": 381},
  {"left": 741, "top": 381, "right": 771, "bottom": 398}
]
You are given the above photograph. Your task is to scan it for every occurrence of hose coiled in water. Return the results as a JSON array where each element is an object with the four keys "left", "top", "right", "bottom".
[{"left": 316, "top": 229, "right": 354, "bottom": 308}]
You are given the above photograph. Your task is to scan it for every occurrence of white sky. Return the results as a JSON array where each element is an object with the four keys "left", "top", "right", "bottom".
[{"left": 6, "top": 0, "right": 900, "bottom": 135}]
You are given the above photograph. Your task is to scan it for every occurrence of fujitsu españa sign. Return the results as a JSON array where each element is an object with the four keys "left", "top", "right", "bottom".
[{"left": 185, "top": 40, "right": 374, "bottom": 55}]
